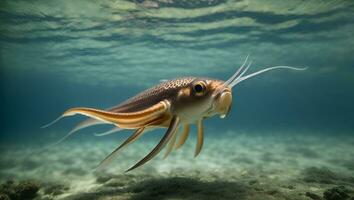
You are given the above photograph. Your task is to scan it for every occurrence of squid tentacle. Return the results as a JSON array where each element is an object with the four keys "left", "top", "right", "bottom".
[
  {"left": 175, "top": 124, "right": 190, "bottom": 149},
  {"left": 163, "top": 126, "right": 180, "bottom": 159},
  {"left": 68, "top": 119, "right": 106, "bottom": 134},
  {"left": 94, "top": 127, "right": 124, "bottom": 137},
  {"left": 229, "top": 66, "right": 307, "bottom": 88},
  {"left": 43, "top": 101, "right": 142, "bottom": 144},
  {"left": 223, "top": 54, "right": 250, "bottom": 86},
  {"left": 195, "top": 120, "right": 204, "bottom": 157},
  {"left": 40, "top": 100, "right": 169, "bottom": 152},
  {"left": 125, "top": 115, "right": 180, "bottom": 172},
  {"left": 97, "top": 127, "right": 146, "bottom": 170},
  {"left": 59, "top": 100, "right": 169, "bottom": 129}
]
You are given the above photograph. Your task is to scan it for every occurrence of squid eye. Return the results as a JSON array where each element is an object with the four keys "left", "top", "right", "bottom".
[{"left": 193, "top": 82, "right": 205, "bottom": 96}]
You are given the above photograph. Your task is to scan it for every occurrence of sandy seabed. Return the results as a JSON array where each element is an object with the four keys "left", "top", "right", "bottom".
[{"left": 0, "top": 131, "right": 353, "bottom": 200}]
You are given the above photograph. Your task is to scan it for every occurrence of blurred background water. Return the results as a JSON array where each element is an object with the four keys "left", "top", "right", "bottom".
[{"left": 0, "top": 1, "right": 354, "bottom": 199}]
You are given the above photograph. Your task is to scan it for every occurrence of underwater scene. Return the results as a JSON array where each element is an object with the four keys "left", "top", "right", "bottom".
[{"left": 1, "top": 0, "right": 354, "bottom": 199}]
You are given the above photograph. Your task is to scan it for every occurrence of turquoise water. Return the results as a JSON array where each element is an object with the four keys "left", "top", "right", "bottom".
[{"left": 1, "top": 0, "right": 354, "bottom": 199}]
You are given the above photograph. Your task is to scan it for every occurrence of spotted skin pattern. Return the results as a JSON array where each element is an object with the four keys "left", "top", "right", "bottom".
[{"left": 116, "top": 77, "right": 196, "bottom": 112}]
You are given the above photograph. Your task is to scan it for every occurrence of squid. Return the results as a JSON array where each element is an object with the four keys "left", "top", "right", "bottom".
[{"left": 44, "top": 57, "right": 306, "bottom": 172}]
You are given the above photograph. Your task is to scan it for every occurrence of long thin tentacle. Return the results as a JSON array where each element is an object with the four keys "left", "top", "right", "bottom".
[
  {"left": 97, "top": 127, "right": 145, "bottom": 170},
  {"left": 214, "top": 55, "right": 250, "bottom": 95},
  {"left": 125, "top": 116, "right": 180, "bottom": 172},
  {"left": 229, "top": 66, "right": 307, "bottom": 88},
  {"left": 67, "top": 119, "right": 106, "bottom": 136},
  {"left": 94, "top": 127, "right": 124, "bottom": 137},
  {"left": 44, "top": 121, "right": 110, "bottom": 149},
  {"left": 163, "top": 126, "right": 180, "bottom": 159},
  {"left": 223, "top": 55, "right": 250, "bottom": 86},
  {"left": 195, "top": 119, "right": 204, "bottom": 157},
  {"left": 41, "top": 115, "right": 64, "bottom": 129},
  {"left": 232, "top": 60, "right": 253, "bottom": 84},
  {"left": 175, "top": 124, "right": 190, "bottom": 149},
  {"left": 42, "top": 115, "right": 113, "bottom": 148}
]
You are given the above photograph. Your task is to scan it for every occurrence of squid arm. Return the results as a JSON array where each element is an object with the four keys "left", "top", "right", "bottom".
[
  {"left": 195, "top": 119, "right": 204, "bottom": 157},
  {"left": 97, "top": 127, "right": 146, "bottom": 170},
  {"left": 163, "top": 126, "right": 180, "bottom": 159},
  {"left": 53, "top": 100, "right": 170, "bottom": 129},
  {"left": 125, "top": 115, "right": 180, "bottom": 172},
  {"left": 175, "top": 124, "right": 190, "bottom": 149}
]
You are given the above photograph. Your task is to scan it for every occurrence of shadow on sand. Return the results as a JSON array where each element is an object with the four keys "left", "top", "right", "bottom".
[
  {"left": 128, "top": 177, "right": 248, "bottom": 200},
  {"left": 63, "top": 177, "right": 249, "bottom": 200}
]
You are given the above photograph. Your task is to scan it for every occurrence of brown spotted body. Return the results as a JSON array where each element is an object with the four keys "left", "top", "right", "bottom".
[{"left": 115, "top": 77, "right": 196, "bottom": 112}]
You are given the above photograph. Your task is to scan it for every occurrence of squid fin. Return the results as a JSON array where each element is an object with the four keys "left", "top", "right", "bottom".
[
  {"left": 175, "top": 124, "right": 190, "bottom": 149},
  {"left": 96, "top": 127, "right": 145, "bottom": 170},
  {"left": 195, "top": 120, "right": 204, "bottom": 157},
  {"left": 125, "top": 116, "right": 180, "bottom": 172}
]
